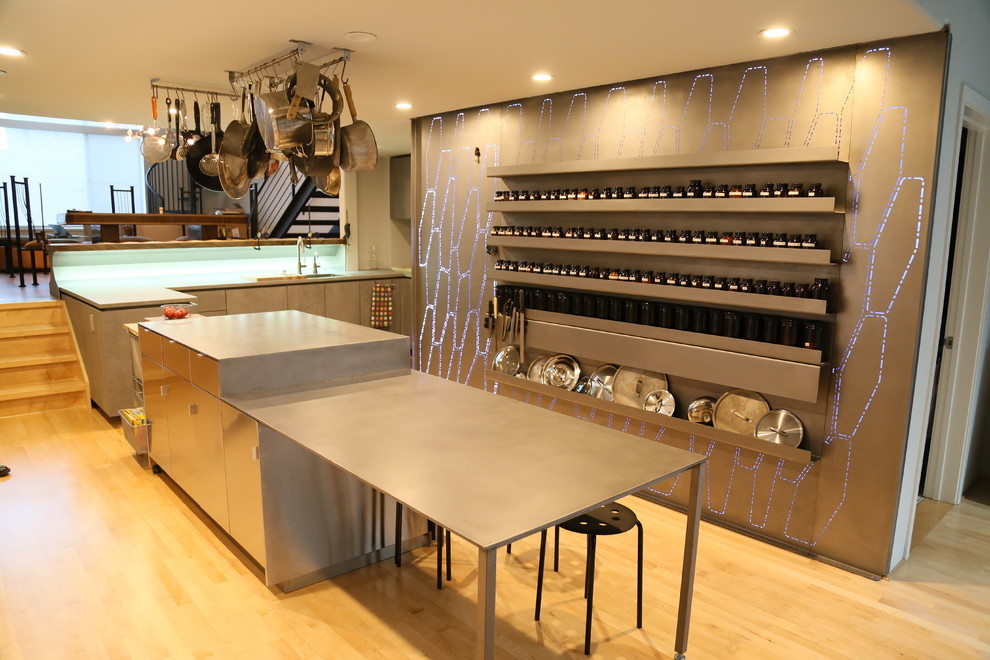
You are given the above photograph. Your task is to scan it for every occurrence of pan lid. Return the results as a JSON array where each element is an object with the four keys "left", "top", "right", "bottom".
[
  {"left": 543, "top": 354, "right": 581, "bottom": 390},
  {"left": 713, "top": 389, "right": 770, "bottom": 436},
  {"left": 755, "top": 409, "right": 804, "bottom": 448},
  {"left": 612, "top": 366, "right": 668, "bottom": 408},
  {"left": 643, "top": 389, "right": 676, "bottom": 416},
  {"left": 491, "top": 345, "right": 520, "bottom": 375},
  {"left": 526, "top": 356, "right": 549, "bottom": 383},
  {"left": 588, "top": 364, "right": 618, "bottom": 400},
  {"left": 687, "top": 396, "right": 716, "bottom": 425}
]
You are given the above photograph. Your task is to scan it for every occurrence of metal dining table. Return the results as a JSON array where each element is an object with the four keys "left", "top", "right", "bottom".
[{"left": 231, "top": 370, "right": 706, "bottom": 660}]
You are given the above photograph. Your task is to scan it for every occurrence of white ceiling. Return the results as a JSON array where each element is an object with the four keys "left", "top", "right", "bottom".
[{"left": 0, "top": 1, "right": 940, "bottom": 157}]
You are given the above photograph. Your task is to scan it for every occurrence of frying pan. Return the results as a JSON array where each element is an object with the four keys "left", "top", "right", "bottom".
[
  {"left": 339, "top": 81, "right": 378, "bottom": 171},
  {"left": 185, "top": 99, "right": 224, "bottom": 191},
  {"left": 219, "top": 89, "right": 266, "bottom": 199}
]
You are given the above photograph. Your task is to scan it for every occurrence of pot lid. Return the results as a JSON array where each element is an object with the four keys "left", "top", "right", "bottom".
[
  {"left": 543, "top": 354, "right": 581, "bottom": 391},
  {"left": 491, "top": 345, "right": 520, "bottom": 375},
  {"left": 612, "top": 366, "right": 668, "bottom": 408},
  {"left": 755, "top": 409, "right": 804, "bottom": 448},
  {"left": 713, "top": 389, "right": 770, "bottom": 436},
  {"left": 526, "top": 356, "right": 549, "bottom": 383},
  {"left": 687, "top": 396, "right": 716, "bottom": 425},
  {"left": 643, "top": 389, "right": 676, "bottom": 416},
  {"left": 588, "top": 364, "right": 618, "bottom": 400}
]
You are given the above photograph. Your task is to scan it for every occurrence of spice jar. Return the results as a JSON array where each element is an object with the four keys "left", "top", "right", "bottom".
[
  {"left": 577, "top": 188, "right": 589, "bottom": 200},
  {"left": 637, "top": 187, "right": 650, "bottom": 199},
  {"left": 723, "top": 311, "right": 740, "bottom": 338},
  {"left": 767, "top": 280, "right": 781, "bottom": 295},
  {"left": 738, "top": 278, "right": 753, "bottom": 292},
  {"left": 713, "top": 277, "right": 727, "bottom": 290},
  {"left": 495, "top": 190, "right": 505, "bottom": 202},
  {"left": 649, "top": 186, "right": 660, "bottom": 198},
  {"left": 719, "top": 232, "right": 733, "bottom": 246},
  {"left": 691, "top": 307, "right": 709, "bottom": 333},
  {"left": 760, "top": 232, "right": 774, "bottom": 247},
  {"left": 624, "top": 186, "right": 636, "bottom": 199},
  {"left": 674, "top": 305, "right": 691, "bottom": 330},
  {"left": 794, "top": 282, "right": 809, "bottom": 298},
  {"left": 780, "top": 318, "right": 799, "bottom": 346},
  {"left": 729, "top": 184, "right": 744, "bottom": 198},
  {"left": 802, "top": 233, "right": 818, "bottom": 249},
  {"left": 802, "top": 321, "right": 821, "bottom": 349},
  {"left": 753, "top": 279, "right": 768, "bottom": 295},
  {"left": 743, "top": 183, "right": 757, "bottom": 197},
  {"left": 744, "top": 314, "right": 762, "bottom": 341},
  {"left": 779, "top": 281, "right": 795, "bottom": 297},
  {"left": 656, "top": 303, "right": 673, "bottom": 328},
  {"left": 703, "top": 184, "right": 716, "bottom": 198},
  {"left": 787, "top": 234, "right": 803, "bottom": 248},
  {"left": 774, "top": 183, "right": 788, "bottom": 198},
  {"left": 708, "top": 309, "right": 724, "bottom": 335},
  {"left": 715, "top": 184, "right": 729, "bottom": 198},
  {"left": 602, "top": 187, "right": 613, "bottom": 199},
  {"left": 772, "top": 233, "right": 788, "bottom": 247},
  {"left": 810, "top": 277, "right": 830, "bottom": 300},
  {"left": 672, "top": 185, "right": 686, "bottom": 198},
  {"left": 678, "top": 231, "right": 690, "bottom": 243},
  {"left": 745, "top": 232, "right": 758, "bottom": 246},
  {"left": 686, "top": 179, "right": 703, "bottom": 198},
  {"left": 640, "top": 301, "right": 656, "bottom": 325},
  {"left": 701, "top": 275, "right": 713, "bottom": 288},
  {"left": 665, "top": 272, "right": 679, "bottom": 286},
  {"left": 658, "top": 185, "right": 672, "bottom": 199},
  {"left": 760, "top": 183, "right": 774, "bottom": 197},
  {"left": 678, "top": 273, "right": 691, "bottom": 287},
  {"left": 788, "top": 183, "right": 804, "bottom": 197},
  {"left": 705, "top": 231, "right": 719, "bottom": 245},
  {"left": 807, "top": 183, "right": 824, "bottom": 198}
]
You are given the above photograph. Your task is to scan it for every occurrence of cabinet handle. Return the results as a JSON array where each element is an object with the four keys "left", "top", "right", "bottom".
[
  {"left": 189, "top": 403, "right": 198, "bottom": 415},
  {"left": 251, "top": 446, "right": 260, "bottom": 461}
]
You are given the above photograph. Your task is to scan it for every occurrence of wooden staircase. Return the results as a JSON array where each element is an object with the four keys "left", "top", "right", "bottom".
[{"left": 0, "top": 300, "right": 90, "bottom": 418}]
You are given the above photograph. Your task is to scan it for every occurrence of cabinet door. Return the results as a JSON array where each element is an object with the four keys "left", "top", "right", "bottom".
[
  {"left": 222, "top": 403, "right": 265, "bottom": 566},
  {"left": 142, "top": 356, "right": 170, "bottom": 473},
  {"left": 324, "top": 281, "right": 361, "bottom": 324},
  {"left": 225, "top": 286, "right": 288, "bottom": 315},
  {"left": 188, "top": 386, "right": 228, "bottom": 531},
  {"left": 164, "top": 368, "right": 195, "bottom": 489},
  {"left": 287, "top": 283, "right": 326, "bottom": 317}
]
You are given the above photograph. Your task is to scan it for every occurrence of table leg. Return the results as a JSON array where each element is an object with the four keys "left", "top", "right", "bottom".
[
  {"left": 674, "top": 461, "right": 705, "bottom": 660},
  {"left": 476, "top": 546, "right": 496, "bottom": 660},
  {"left": 99, "top": 224, "right": 121, "bottom": 243}
]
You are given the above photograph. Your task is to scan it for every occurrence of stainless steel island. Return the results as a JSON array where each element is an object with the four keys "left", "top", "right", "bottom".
[{"left": 138, "top": 311, "right": 707, "bottom": 660}]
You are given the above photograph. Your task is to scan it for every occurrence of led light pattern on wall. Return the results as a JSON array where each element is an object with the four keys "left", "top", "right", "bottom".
[{"left": 415, "top": 35, "right": 945, "bottom": 571}]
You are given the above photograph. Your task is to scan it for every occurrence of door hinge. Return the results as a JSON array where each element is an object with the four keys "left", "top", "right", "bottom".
[{"left": 944, "top": 336, "right": 954, "bottom": 349}]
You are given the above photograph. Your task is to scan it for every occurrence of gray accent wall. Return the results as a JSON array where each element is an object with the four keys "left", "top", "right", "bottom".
[{"left": 411, "top": 32, "right": 947, "bottom": 576}]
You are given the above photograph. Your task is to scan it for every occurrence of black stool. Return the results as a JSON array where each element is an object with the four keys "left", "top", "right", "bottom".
[
  {"left": 535, "top": 502, "right": 643, "bottom": 656},
  {"left": 394, "top": 502, "right": 451, "bottom": 589}
]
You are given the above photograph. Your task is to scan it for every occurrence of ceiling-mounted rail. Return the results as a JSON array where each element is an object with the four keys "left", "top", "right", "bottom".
[
  {"left": 227, "top": 45, "right": 353, "bottom": 90},
  {"left": 149, "top": 79, "right": 237, "bottom": 101}
]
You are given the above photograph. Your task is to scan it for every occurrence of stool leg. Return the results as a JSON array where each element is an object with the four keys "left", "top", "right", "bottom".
[
  {"left": 535, "top": 528, "right": 547, "bottom": 621},
  {"left": 436, "top": 525, "right": 444, "bottom": 590},
  {"left": 553, "top": 525, "right": 560, "bottom": 572},
  {"left": 445, "top": 528, "right": 452, "bottom": 581},
  {"left": 506, "top": 543, "right": 512, "bottom": 554},
  {"left": 636, "top": 520, "right": 644, "bottom": 629},
  {"left": 584, "top": 535, "right": 597, "bottom": 656},
  {"left": 394, "top": 502, "right": 403, "bottom": 567},
  {"left": 583, "top": 535, "right": 591, "bottom": 599}
]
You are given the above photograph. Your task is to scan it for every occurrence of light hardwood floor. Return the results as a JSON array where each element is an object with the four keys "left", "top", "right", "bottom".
[{"left": 1, "top": 407, "right": 988, "bottom": 659}]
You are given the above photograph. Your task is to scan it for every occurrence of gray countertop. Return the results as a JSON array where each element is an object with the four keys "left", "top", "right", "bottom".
[
  {"left": 229, "top": 371, "right": 705, "bottom": 551},
  {"left": 57, "top": 269, "right": 408, "bottom": 309},
  {"left": 139, "top": 310, "right": 404, "bottom": 361}
]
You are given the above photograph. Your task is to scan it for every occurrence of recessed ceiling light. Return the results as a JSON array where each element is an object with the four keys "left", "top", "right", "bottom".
[
  {"left": 532, "top": 73, "right": 554, "bottom": 82},
  {"left": 395, "top": 102, "right": 412, "bottom": 110},
  {"left": 344, "top": 31, "right": 377, "bottom": 43},
  {"left": 0, "top": 70, "right": 6, "bottom": 76},
  {"left": 760, "top": 27, "right": 792, "bottom": 39},
  {"left": 0, "top": 47, "right": 25, "bottom": 56}
]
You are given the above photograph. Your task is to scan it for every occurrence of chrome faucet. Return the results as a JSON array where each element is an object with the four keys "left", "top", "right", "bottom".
[{"left": 296, "top": 236, "right": 305, "bottom": 274}]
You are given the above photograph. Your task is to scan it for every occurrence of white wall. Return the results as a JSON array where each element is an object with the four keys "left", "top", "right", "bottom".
[
  {"left": 894, "top": 0, "right": 990, "bottom": 568},
  {"left": 350, "top": 158, "right": 413, "bottom": 271}
]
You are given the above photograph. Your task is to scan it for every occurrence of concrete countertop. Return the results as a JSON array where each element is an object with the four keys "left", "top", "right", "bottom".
[
  {"left": 227, "top": 370, "right": 705, "bottom": 551},
  {"left": 58, "top": 268, "right": 409, "bottom": 309},
  {"left": 138, "top": 310, "right": 404, "bottom": 361}
]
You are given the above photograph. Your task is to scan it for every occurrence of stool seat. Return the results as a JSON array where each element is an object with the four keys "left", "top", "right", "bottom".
[
  {"left": 536, "top": 502, "right": 644, "bottom": 655},
  {"left": 560, "top": 502, "right": 638, "bottom": 536}
]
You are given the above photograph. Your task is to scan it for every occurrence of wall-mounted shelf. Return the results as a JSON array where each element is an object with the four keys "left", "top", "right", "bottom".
[
  {"left": 488, "top": 371, "right": 815, "bottom": 464},
  {"left": 521, "top": 318, "right": 823, "bottom": 403},
  {"left": 486, "top": 197, "right": 838, "bottom": 214},
  {"left": 486, "top": 146, "right": 846, "bottom": 178},
  {"left": 488, "top": 235, "right": 836, "bottom": 266},
  {"left": 495, "top": 270, "right": 830, "bottom": 317},
  {"left": 526, "top": 310, "right": 823, "bottom": 365}
]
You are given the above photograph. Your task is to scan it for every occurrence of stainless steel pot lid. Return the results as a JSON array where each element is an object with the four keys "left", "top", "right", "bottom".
[
  {"left": 687, "top": 396, "right": 716, "bottom": 425},
  {"left": 756, "top": 409, "right": 804, "bottom": 448},
  {"left": 643, "top": 389, "right": 676, "bottom": 416},
  {"left": 588, "top": 364, "right": 618, "bottom": 400},
  {"left": 491, "top": 345, "right": 520, "bottom": 375},
  {"left": 574, "top": 376, "right": 593, "bottom": 395},
  {"left": 543, "top": 354, "right": 581, "bottom": 390},
  {"left": 612, "top": 366, "right": 668, "bottom": 408},
  {"left": 526, "top": 356, "right": 550, "bottom": 383},
  {"left": 713, "top": 389, "right": 770, "bottom": 436}
]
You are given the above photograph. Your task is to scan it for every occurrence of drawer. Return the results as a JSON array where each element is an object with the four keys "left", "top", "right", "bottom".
[
  {"left": 162, "top": 338, "right": 191, "bottom": 380},
  {"left": 186, "top": 289, "right": 226, "bottom": 313},
  {"left": 190, "top": 350, "right": 220, "bottom": 397},
  {"left": 138, "top": 326, "right": 163, "bottom": 362}
]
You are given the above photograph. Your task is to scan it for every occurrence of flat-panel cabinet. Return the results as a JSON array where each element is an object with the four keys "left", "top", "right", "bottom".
[
  {"left": 142, "top": 356, "right": 170, "bottom": 473},
  {"left": 324, "top": 280, "right": 361, "bottom": 324},
  {"left": 225, "top": 286, "right": 288, "bottom": 315},
  {"left": 222, "top": 403, "right": 265, "bottom": 565}
]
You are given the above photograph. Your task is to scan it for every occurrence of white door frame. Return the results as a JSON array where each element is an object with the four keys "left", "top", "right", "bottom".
[{"left": 924, "top": 86, "right": 990, "bottom": 503}]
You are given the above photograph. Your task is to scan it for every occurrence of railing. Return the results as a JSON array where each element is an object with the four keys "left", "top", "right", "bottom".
[
  {"left": 254, "top": 161, "right": 295, "bottom": 237},
  {"left": 145, "top": 160, "right": 202, "bottom": 215}
]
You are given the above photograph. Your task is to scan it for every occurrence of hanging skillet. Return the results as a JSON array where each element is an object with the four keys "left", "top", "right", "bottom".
[
  {"left": 219, "top": 88, "right": 262, "bottom": 199},
  {"left": 339, "top": 80, "right": 378, "bottom": 171},
  {"left": 185, "top": 98, "right": 224, "bottom": 192}
]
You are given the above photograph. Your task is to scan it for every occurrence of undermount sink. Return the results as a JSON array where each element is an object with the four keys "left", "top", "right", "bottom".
[{"left": 242, "top": 272, "right": 339, "bottom": 282}]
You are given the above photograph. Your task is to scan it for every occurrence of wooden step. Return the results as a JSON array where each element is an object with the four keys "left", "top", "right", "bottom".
[
  {"left": 0, "top": 301, "right": 64, "bottom": 328},
  {"left": 0, "top": 352, "right": 78, "bottom": 370},
  {"left": 0, "top": 379, "right": 88, "bottom": 403},
  {"left": 0, "top": 323, "right": 69, "bottom": 339}
]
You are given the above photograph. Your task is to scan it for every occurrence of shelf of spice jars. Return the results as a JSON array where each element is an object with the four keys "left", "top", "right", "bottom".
[
  {"left": 494, "top": 270, "right": 830, "bottom": 317},
  {"left": 487, "top": 370, "right": 815, "bottom": 464},
  {"left": 485, "top": 197, "right": 838, "bottom": 214},
  {"left": 487, "top": 234, "right": 836, "bottom": 266},
  {"left": 525, "top": 309, "right": 823, "bottom": 365},
  {"left": 519, "top": 315, "right": 823, "bottom": 403},
  {"left": 486, "top": 145, "right": 846, "bottom": 178}
]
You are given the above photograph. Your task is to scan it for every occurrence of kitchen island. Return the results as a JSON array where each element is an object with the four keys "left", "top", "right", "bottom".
[
  {"left": 49, "top": 241, "right": 411, "bottom": 415},
  {"left": 137, "top": 310, "right": 707, "bottom": 660}
]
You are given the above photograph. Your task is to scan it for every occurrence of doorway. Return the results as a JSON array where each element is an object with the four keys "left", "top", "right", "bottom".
[{"left": 923, "top": 92, "right": 990, "bottom": 504}]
